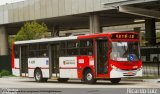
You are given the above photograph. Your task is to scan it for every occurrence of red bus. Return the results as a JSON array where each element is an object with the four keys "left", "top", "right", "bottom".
[{"left": 12, "top": 32, "right": 142, "bottom": 84}]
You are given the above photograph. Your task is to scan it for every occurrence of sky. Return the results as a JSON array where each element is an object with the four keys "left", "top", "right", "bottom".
[{"left": 0, "top": 0, "right": 25, "bottom": 5}]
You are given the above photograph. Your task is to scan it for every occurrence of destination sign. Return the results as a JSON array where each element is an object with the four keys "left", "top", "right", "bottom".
[{"left": 111, "top": 33, "right": 139, "bottom": 39}]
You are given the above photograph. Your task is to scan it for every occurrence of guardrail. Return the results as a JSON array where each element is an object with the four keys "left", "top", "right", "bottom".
[{"left": 143, "top": 62, "right": 160, "bottom": 78}]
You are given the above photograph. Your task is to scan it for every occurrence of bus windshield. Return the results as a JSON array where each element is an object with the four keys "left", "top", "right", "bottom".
[{"left": 110, "top": 42, "right": 140, "bottom": 61}]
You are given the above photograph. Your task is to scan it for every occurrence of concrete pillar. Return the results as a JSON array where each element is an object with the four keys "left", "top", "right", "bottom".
[
  {"left": 134, "top": 27, "right": 141, "bottom": 33},
  {"left": 89, "top": 13, "right": 101, "bottom": 34},
  {"left": 51, "top": 25, "right": 59, "bottom": 37},
  {"left": 0, "top": 26, "right": 8, "bottom": 56},
  {"left": 134, "top": 27, "right": 142, "bottom": 45},
  {"left": 145, "top": 19, "right": 156, "bottom": 46}
]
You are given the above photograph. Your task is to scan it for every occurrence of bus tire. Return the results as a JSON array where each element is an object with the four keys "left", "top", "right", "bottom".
[
  {"left": 110, "top": 78, "right": 121, "bottom": 84},
  {"left": 34, "top": 69, "right": 48, "bottom": 82},
  {"left": 84, "top": 69, "right": 96, "bottom": 84},
  {"left": 58, "top": 78, "right": 69, "bottom": 83}
]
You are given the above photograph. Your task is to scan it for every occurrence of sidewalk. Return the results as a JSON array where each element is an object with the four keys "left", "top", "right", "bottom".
[
  {"left": 122, "top": 78, "right": 160, "bottom": 83},
  {"left": 0, "top": 76, "right": 28, "bottom": 79}
]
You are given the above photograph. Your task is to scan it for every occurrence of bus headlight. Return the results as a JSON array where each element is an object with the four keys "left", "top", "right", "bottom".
[
  {"left": 111, "top": 65, "right": 121, "bottom": 71},
  {"left": 137, "top": 67, "right": 142, "bottom": 71}
]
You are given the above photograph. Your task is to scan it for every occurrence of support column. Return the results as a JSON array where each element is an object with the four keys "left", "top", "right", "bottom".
[
  {"left": 89, "top": 13, "right": 101, "bottom": 34},
  {"left": 134, "top": 27, "right": 142, "bottom": 46},
  {"left": 51, "top": 25, "right": 59, "bottom": 37},
  {"left": 145, "top": 18, "right": 156, "bottom": 46},
  {"left": 0, "top": 26, "right": 8, "bottom": 56},
  {"left": 0, "top": 26, "right": 11, "bottom": 71},
  {"left": 134, "top": 27, "right": 141, "bottom": 33}
]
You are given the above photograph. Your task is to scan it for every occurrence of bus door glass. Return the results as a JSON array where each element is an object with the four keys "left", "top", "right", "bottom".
[
  {"left": 96, "top": 38, "right": 108, "bottom": 75},
  {"left": 51, "top": 44, "right": 60, "bottom": 74},
  {"left": 20, "top": 45, "right": 28, "bottom": 76}
]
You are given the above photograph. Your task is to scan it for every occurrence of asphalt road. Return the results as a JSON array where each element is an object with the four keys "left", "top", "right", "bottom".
[
  {"left": 0, "top": 77, "right": 160, "bottom": 94},
  {"left": 0, "top": 77, "right": 159, "bottom": 88}
]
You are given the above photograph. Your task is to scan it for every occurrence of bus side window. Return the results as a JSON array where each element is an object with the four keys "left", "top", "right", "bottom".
[
  {"left": 14, "top": 45, "right": 20, "bottom": 58},
  {"left": 28, "top": 43, "right": 49, "bottom": 58},
  {"left": 29, "top": 44, "right": 39, "bottom": 57},
  {"left": 87, "top": 40, "right": 93, "bottom": 47},
  {"left": 60, "top": 41, "right": 67, "bottom": 56},
  {"left": 80, "top": 39, "right": 93, "bottom": 56},
  {"left": 66, "top": 40, "right": 79, "bottom": 56},
  {"left": 39, "top": 43, "right": 48, "bottom": 57}
]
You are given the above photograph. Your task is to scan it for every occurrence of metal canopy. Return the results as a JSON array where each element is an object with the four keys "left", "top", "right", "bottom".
[
  {"left": 103, "top": 0, "right": 158, "bottom": 5},
  {"left": 119, "top": 1, "right": 160, "bottom": 19},
  {"left": 119, "top": 6, "right": 160, "bottom": 19},
  {"left": 7, "top": 0, "right": 160, "bottom": 35}
]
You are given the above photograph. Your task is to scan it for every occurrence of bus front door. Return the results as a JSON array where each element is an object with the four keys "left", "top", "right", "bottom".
[
  {"left": 96, "top": 38, "right": 108, "bottom": 77},
  {"left": 20, "top": 46, "right": 28, "bottom": 77}
]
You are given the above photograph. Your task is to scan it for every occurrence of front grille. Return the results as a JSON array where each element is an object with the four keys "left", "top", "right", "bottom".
[{"left": 123, "top": 73, "right": 136, "bottom": 76}]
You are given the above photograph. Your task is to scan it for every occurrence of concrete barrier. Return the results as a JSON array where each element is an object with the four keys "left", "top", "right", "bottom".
[{"left": 0, "top": 55, "right": 11, "bottom": 72}]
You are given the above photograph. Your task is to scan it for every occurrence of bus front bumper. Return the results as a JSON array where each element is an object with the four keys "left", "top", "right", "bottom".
[{"left": 110, "top": 68, "right": 142, "bottom": 78}]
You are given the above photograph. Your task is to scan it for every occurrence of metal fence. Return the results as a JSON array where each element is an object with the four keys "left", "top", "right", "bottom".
[
  {"left": 141, "top": 46, "right": 160, "bottom": 78},
  {"left": 143, "top": 62, "right": 160, "bottom": 78}
]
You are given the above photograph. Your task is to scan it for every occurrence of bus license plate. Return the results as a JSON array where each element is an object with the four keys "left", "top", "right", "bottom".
[{"left": 128, "top": 72, "right": 133, "bottom": 75}]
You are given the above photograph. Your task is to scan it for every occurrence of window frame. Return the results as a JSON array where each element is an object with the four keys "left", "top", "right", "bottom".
[
  {"left": 60, "top": 39, "right": 94, "bottom": 56},
  {"left": 14, "top": 45, "right": 20, "bottom": 58},
  {"left": 28, "top": 43, "right": 49, "bottom": 58}
]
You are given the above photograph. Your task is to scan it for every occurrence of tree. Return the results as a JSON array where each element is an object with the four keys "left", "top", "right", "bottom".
[{"left": 14, "top": 21, "right": 48, "bottom": 41}]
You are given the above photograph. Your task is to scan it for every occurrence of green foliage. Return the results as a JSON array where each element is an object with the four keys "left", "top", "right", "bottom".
[
  {"left": 8, "top": 36, "right": 14, "bottom": 48},
  {"left": 14, "top": 21, "right": 48, "bottom": 41},
  {"left": 0, "top": 70, "right": 11, "bottom": 77}
]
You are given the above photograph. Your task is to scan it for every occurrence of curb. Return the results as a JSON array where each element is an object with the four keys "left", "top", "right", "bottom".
[
  {"left": 0, "top": 76, "right": 22, "bottom": 79},
  {"left": 122, "top": 78, "right": 160, "bottom": 83},
  {"left": 121, "top": 78, "right": 143, "bottom": 82},
  {"left": 143, "top": 79, "right": 160, "bottom": 83}
]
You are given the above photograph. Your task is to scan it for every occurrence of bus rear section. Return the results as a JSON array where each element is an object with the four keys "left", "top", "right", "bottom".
[{"left": 12, "top": 32, "right": 142, "bottom": 84}]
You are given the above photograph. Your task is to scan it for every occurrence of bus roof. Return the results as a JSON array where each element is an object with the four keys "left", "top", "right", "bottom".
[
  {"left": 14, "top": 36, "right": 77, "bottom": 45},
  {"left": 14, "top": 32, "right": 137, "bottom": 45}
]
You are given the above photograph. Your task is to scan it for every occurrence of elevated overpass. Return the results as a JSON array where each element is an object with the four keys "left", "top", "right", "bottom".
[{"left": 0, "top": 0, "right": 160, "bottom": 70}]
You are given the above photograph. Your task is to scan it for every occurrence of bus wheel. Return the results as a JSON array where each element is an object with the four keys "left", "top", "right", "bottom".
[
  {"left": 110, "top": 78, "right": 121, "bottom": 84},
  {"left": 34, "top": 69, "right": 48, "bottom": 82},
  {"left": 84, "top": 69, "right": 96, "bottom": 84},
  {"left": 58, "top": 78, "right": 69, "bottom": 83}
]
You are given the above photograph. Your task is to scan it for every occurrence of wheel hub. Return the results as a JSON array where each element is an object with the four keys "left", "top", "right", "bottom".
[
  {"left": 36, "top": 72, "right": 41, "bottom": 80},
  {"left": 86, "top": 73, "right": 92, "bottom": 81}
]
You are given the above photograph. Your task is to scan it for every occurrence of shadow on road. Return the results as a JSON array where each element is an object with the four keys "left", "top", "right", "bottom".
[{"left": 19, "top": 79, "right": 138, "bottom": 86}]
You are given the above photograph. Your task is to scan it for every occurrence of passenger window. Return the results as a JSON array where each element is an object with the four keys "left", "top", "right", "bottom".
[
  {"left": 80, "top": 39, "right": 93, "bottom": 55},
  {"left": 14, "top": 45, "right": 20, "bottom": 58}
]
